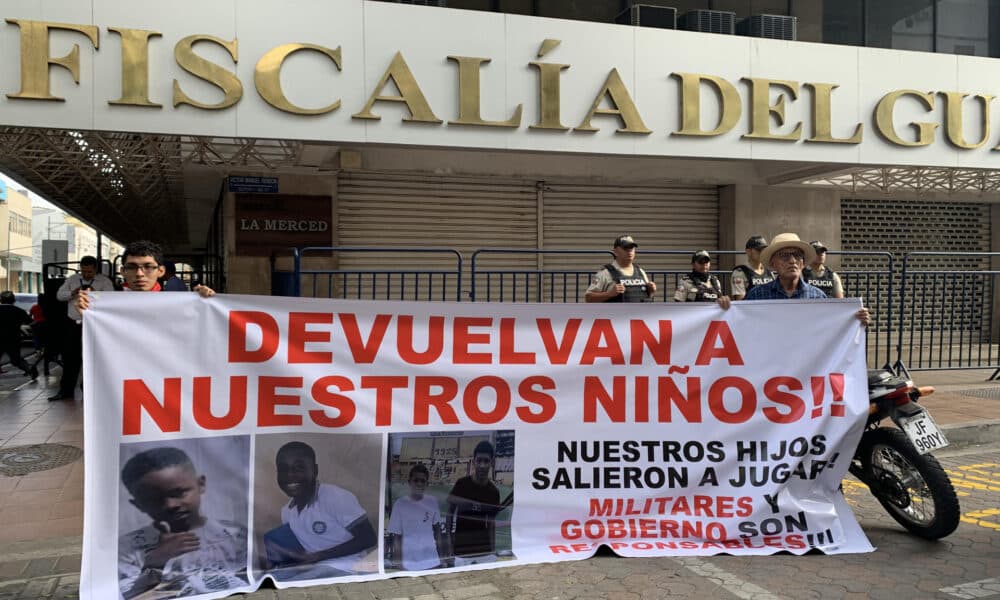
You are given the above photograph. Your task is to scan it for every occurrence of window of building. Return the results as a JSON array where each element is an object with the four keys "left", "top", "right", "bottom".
[
  {"left": 936, "top": 0, "right": 992, "bottom": 55},
  {"left": 712, "top": 0, "right": 790, "bottom": 18},
  {"left": 435, "top": 0, "right": 1000, "bottom": 57},
  {"left": 823, "top": 0, "right": 864, "bottom": 46},
  {"left": 866, "top": 0, "right": 934, "bottom": 52}
]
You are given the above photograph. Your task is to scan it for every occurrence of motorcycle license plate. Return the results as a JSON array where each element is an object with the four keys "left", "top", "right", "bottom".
[{"left": 899, "top": 411, "right": 949, "bottom": 454}]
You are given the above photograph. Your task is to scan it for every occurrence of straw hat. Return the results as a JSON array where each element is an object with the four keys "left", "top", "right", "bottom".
[{"left": 759, "top": 232, "right": 816, "bottom": 266}]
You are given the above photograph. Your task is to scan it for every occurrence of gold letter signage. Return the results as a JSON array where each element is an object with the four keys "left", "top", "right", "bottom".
[
  {"left": 6, "top": 19, "right": 99, "bottom": 101},
  {"left": 0, "top": 18, "right": 997, "bottom": 156},
  {"left": 255, "top": 43, "right": 342, "bottom": 115}
]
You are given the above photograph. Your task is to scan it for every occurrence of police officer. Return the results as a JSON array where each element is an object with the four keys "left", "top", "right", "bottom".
[
  {"left": 802, "top": 241, "right": 844, "bottom": 298},
  {"left": 585, "top": 235, "right": 656, "bottom": 302},
  {"left": 674, "top": 250, "right": 723, "bottom": 302},
  {"left": 731, "top": 235, "right": 774, "bottom": 300}
]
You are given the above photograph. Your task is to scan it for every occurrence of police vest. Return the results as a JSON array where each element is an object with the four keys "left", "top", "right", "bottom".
[
  {"left": 803, "top": 266, "right": 836, "bottom": 292},
  {"left": 604, "top": 263, "right": 651, "bottom": 303},
  {"left": 735, "top": 265, "right": 774, "bottom": 295},
  {"left": 680, "top": 273, "right": 723, "bottom": 302}
]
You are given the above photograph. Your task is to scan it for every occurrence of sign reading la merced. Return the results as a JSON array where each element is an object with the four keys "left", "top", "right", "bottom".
[{"left": 1, "top": 0, "right": 998, "bottom": 168}]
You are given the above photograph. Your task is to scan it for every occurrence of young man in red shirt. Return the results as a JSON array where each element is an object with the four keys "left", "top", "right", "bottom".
[{"left": 74, "top": 240, "right": 214, "bottom": 314}]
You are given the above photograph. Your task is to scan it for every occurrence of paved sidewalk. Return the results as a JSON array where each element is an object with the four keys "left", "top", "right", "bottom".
[{"left": 0, "top": 367, "right": 995, "bottom": 599}]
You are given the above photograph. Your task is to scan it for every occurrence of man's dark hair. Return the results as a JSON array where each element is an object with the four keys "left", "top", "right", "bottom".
[
  {"left": 0, "top": 291, "right": 14, "bottom": 305},
  {"left": 163, "top": 261, "right": 177, "bottom": 276},
  {"left": 276, "top": 441, "right": 316, "bottom": 464},
  {"left": 121, "top": 447, "right": 195, "bottom": 492},
  {"left": 80, "top": 255, "right": 98, "bottom": 268},
  {"left": 408, "top": 463, "right": 429, "bottom": 480},
  {"left": 122, "top": 240, "right": 164, "bottom": 266},
  {"left": 473, "top": 440, "right": 495, "bottom": 459}
]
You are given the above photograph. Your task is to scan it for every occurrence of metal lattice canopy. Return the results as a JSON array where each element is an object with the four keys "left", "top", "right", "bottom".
[
  {"left": 0, "top": 127, "right": 311, "bottom": 249},
  {"left": 1, "top": 127, "right": 999, "bottom": 249},
  {"left": 799, "top": 166, "right": 1000, "bottom": 195}
]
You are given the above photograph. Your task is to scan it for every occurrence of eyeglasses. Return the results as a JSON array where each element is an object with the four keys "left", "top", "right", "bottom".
[
  {"left": 773, "top": 251, "right": 805, "bottom": 263},
  {"left": 694, "top": 258, "right": 711, "bottom": 264},
  {"left": 122, "top": 263, "right": 160, "bottom": 274}
]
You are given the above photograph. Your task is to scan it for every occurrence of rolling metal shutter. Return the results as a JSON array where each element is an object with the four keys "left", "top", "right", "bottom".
[
  {"left": 541, "top": 181, "right": 719, "bottom": 300},
  {"left": 336, "top": 172, "right": 719, "bottom": 301},
  {"left": 337, "top": 172, "right": 537, "bottom": 300}
]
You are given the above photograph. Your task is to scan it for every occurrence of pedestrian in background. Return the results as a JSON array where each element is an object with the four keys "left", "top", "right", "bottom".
[
  {"left": 51, "top": 256, "right": 114, "bottom": 401},
  {"left": 161, "top": 261, "right": 189, "bottom": 292},
  {"left": 0, "top": 291, "right": 38, "bottom": 381}
]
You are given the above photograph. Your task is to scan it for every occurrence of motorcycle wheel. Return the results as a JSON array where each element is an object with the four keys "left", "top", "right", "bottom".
[{"left": 859, "top": 427, "right": 960, "bottom": 540}]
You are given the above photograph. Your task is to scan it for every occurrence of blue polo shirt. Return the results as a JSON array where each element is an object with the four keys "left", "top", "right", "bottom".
[{"left": 745, "top": 278, "right": 827, "bottom": 300}]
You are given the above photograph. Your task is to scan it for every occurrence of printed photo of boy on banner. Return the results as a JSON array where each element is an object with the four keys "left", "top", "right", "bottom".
[
  {"left": 252, "top": 433, "right": 381, "bottom": 582},
  {"left": 117, "top": 436, "right": 251, "bottom": 599},
  {"left": 385, "top": 431, "right": 516, "bottom": 572}
]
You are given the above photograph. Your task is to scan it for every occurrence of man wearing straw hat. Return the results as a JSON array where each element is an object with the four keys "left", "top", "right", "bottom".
[{"left": 739, "top": 232, "right": 871, "bottom": 325}]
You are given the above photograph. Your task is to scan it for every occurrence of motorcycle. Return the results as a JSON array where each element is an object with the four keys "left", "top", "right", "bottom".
[{"left": 847, "top": 365, "right": 961, "bottom": 540}]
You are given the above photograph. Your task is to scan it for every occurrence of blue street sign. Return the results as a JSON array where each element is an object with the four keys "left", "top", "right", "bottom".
[{"left": 228, "top": 176, "right": 279, "bottom": 194}]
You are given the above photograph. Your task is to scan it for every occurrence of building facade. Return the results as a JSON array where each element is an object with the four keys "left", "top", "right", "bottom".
[
  {"left": 0, "top": 0, "right": 995, "bottom": 298},
  {"left": 0, "top": 183, "right": 34, "bottom": 292}
]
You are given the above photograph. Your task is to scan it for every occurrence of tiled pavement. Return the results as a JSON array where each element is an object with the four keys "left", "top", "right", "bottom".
[{"left": 0, "top": 367, "right": 995, "bottom": 599}]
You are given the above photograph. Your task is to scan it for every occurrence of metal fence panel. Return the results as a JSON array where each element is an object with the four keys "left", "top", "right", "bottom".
[
  {"left": 272, "top": 247, "right": 1000, "bottom": 374},
  {"left": 831, "top": 251, "right": 895, "bottom": 369},
  {"left": 896, "top": 252, "right": 998, "bottom": 372},
  {"left": 273, "top": 247, "right": 464, "bottom": 302},
  {"left": 470, "top": 249, "right": 613, "bottom": 303}
]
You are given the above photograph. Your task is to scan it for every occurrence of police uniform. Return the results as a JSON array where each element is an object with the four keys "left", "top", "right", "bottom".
[
  {"left": 731, "top": 265, "right": 774, "bottom": 298},
  {"left": 803, "top": 240, "right": 845, "bottom": 298},
  {"left": 802, "top": 265, "right": 843, "bottom": 297},
  {"left": 587, "top": 263, "right": 652, "bottom": 303},
  {"left": 586, "top": 234, "right": 654, "bottom": 303},
  {"left": 674, "top": 272, "right": 724, "bottom": 302}
]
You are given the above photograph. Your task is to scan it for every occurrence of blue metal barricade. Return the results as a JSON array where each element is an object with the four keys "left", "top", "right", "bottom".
[
  {"left": 470, "top": 249, "right": 743, "bottom": 303},
  {"left": 274, "top": 247, "right": 464, "bottom": 302},
  {"left": 273, "top": 246, "right": 1000, "bottom": 374},
  {"left": 470, "top": 249, "right": 614, "bottom": 302}
]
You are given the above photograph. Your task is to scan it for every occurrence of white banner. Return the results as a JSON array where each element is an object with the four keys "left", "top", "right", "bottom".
[{"left": 80, "top": 293, "right": 873, "bottom": 599}]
